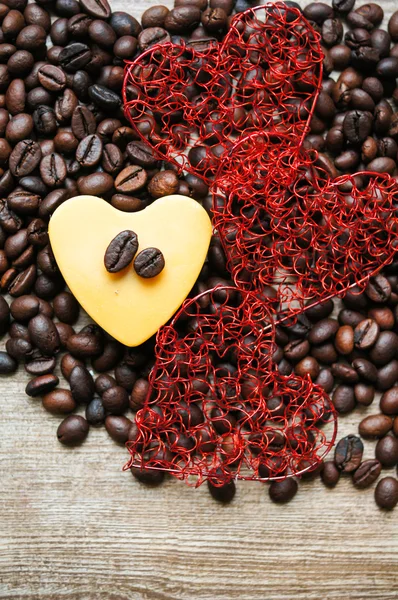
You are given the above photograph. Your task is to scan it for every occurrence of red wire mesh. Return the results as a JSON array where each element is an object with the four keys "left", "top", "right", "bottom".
[
  {"left": 122, "top": 2, "right": 398, "bottom": 486},
  {"left": 122, "top": 3, "right": 323, "bottom": 183},
  {"left": 213, "top": 132, "right": 398, "bottom": 313},
  {"left": 125, "top": 287, "right": 337, "bottom": 486}
]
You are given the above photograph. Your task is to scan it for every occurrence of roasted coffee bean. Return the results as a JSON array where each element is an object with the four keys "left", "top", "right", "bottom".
[
  {"left": 380, "top": 388, "right": 398, "bottom": 415},
  {"left": 102, "top": 385, "right": 129, "bottom": 415},
  {"left": 53, "top": 291, "right": 79, "bottom": 325},
  {"left": 126, "top": 141, "right": 157, "bottom": 168},
  {"left": 376, "top": 435, "right": 398, "bottom": 467},
  {"left": 77, "top": 172, "right": 113, "bottom": 195},
  {"left": 359, "top": 414, "right": 393, "bottom": 438},
  {"left": 335, "top": 325, "right": 354, "bottom": 355},
  {"left": 110, "top": 11, "right": 141, "bottom": 37},
  {"left": 40, "top": 153, "right": 67, "bottom": 187},
  {"left": 115, "top": 165, "right": 147, "bottom": 194},
  {"left": 37, "top": 66, "right": 66, "bottom": 94},
  {"left": 355, "top": 383, "right": 375, "bottom": 406},
  {"left": 71, "top": 106, "right": 97, "bottom": 142},
  {"left": 39, "top": 189, "right": 70, "bottom": 220},
  {"left": 366, "top": 274, "right": 391, "bottom": 303},
  {"left": 50, "top": 17, "right": 69, "bottom": 46},
  {"left": 141, "top": 5, "right": 169, "bottom": 28},
  {"left": 353, "top": 460, "right": 382, "bottom": 489},
  {"left": 37, "top": 245, "right": 58, "bottom": 277},
  {"left": 101, "top": 143, "right": 122, "bottom": 174},
  {"left": 114, "top": 362, "right": 137, "bottom": 391},
  {"left": 294, "top": 356, "right": 320, "bottom": 379},
  {"left": 28, "top": 314, "right": 60, "bottom": 356},
  {"left": 308, "top": 318, "right": 339, "bottom": 345},
  {"left": 10, "top": 294, "right": 39, "bottom": 321},
  {"left": 95, "top": 373, "right": 116, "bottom": 396},
  {"left": 389, "top": 10, "right": 398, "bottom": 42},
  {"left": 9, "top": 139, "right": 41, "bottom": 177},
  {"left": 130, "top": 378, "right": 149, "bottom": 411},
  {"left": 303, "top": 3, "right": 334, "bottom": 23},
  {"left": 339, "top": 310, "right": 366, "bottom": 327},
  {"left": 343, "top": 110, "right": 373, "bottom": 144},
  {"left": 91, "top": 341, "right": 123, "bottom": 372},
  {"left": 16, "top": 24, "right": 46, "bottom": 50},
  {"left": 331, "top": 362, "right": 359, "bottom": 383},
  {"left": 315, "top": 368, "right": 335, "bottom": 393},
  {"left": 335, "top": 434, "right": 363, "bottom": 472},
  {"left": 368, "top": 307, "right": 395, "bottom": 330},
  {"left": 59, "top": 42, "right": 91, "bottom": 72},
  {"left": 304, "top": 298, "right": 334, "bottom": 322},
  {"left": 66, "top": 332, "right": 103, "bottom": 358},
  {"left": 33, "top": 105, "right": 57, "bottom": 137},
  {"left": 104, "top": 230, "right": 138, "bottom": 273},
  {"left": 134, "top": 247, "right": 165, "bottom": 279},
  {"left": 69, "top": 364, "right": 94, "bottom": 403},
  {"left": 148, "top": 170, "right": 179, "bottom": 198},
  {"left": 55, "top": 322, "right": 74, "bottom": 348},
  {"left": 25, "top": 373, "right": 59, "bottom": 397},
  {"left": 57, "top": 414, "right": 89, "bottom": 445},
  {"left": 88, "top": 18, "right": 116, "bottom": 48},
  {"left": 269, "top": 478, "right": 298, "bottom": 503},
  {"left": 0, "top": 351, "right": 17, "bottom": 374},
  {"left": 283, "top": 339, "right": 310, "bottom": 362},
  {"left": 105, "top": 414, "right": 132, "bottom": 443},
  {"left": 354, "top": 318, "right": 379, "bottom": 349},
  {"left": 60, "top": 352, "right": 84, "bottom": 380},
  {"left": 6, "top": 336, "right": 32, "bottom": 360},
  {"left": 113, "top": 35, "right": 137, "bottom": 60},
  {"left": 332, "top": 384, "right": 356, "bottom": 413},
  {"left": 375, "top": 476, "right": 398, "bottom": 510},
  {"left": 377, "top": 360, "right": 398, "bottom": 391},
  {"left": 43, "top": 388, "right": 76, "bottom": 414},
  {"left": 321, "top": 461, "right": 341, "bottom": 487},
  {"left": 25, "top": 352, "right": 56, "bottom": 375},
  {"left": 8, "top": 264, "right": 36, "bottom": 297},
  {"left": 80, "top": 0, "right": 111, "bottom": 19},
  {"left": 7, "top": 191, "right": 40, "bottom": 218},
  {"left": 369, "top": 331, "right": 398, "bottom": 366},
  {"left": 138, "top": 27, "right": 170, "bottom": 52},
  {"left": 207, "top": 477, "right": 236, "bottom": 503},
  {"left": 352, "top": 358, "right": 378, "bottom": 383},
  {"left": 55, "top": 88, "right": 78, "bottom": 124},
  {"left": 85, "top": 398, "right": 105, "bottom": 426},
  {"left": 322, "top": 18, "right": 343, "bottom": 46},
  {"left": 76, "top": 133, "right": 102, "bottom": 167},
  {"left": 88, "top": 84, "right": 121, "bottom": 111}
]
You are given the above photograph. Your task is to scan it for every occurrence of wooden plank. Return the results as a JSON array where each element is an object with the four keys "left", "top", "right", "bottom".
[{"left": 0, "top": 1, "right": 397, "bottom": 599}]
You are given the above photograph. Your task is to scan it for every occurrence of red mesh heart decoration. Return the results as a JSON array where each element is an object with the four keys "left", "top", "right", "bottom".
[
  {"left": 125, "top": 287, "right": 337, "bottom": 485},
  {"left": 122, "top": 3, "right": 323, "bottom": 182},
  {"left": 213, "top": 132, "right": 398, "bottom": 312}
]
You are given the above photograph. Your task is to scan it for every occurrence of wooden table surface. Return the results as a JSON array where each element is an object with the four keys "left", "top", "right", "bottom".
[{"left": 1, "top": 1, "right": 398, "bottom": 599}]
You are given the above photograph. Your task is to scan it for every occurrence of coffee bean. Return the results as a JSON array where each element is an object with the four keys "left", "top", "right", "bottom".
[
  {"left": 114, "top": 362, "right": 137, "bottom": 391},
  {"left": 25, "top": 352, "right": 56, "bottom": 376},
  {"left": 50, "top": 17, "right": 69, "bottom": 45},
  {"left": 339, "top": 309, "right": 366, "bottom": 328},
  {"left": 56, "top": 322, "right": 74, "bottom": 348},
  {"left": 76, "top": 133, "right": 102, "bottom": 167},
  {"left": 335, "top": 434, "right": 363, "bottom": 472},
  {"left": 377, "top": 360, "right": 398, "bottom": 391},
  {"left": 16, "top": 24, "right": 46, "bottom": 50},
  {"left": 43, "top": 388, "right": 76, "bottom": 414},
  {"left": 353, "top": 460, "right": 382, "bottom": 489},
  {"left": 368, "top": 307, "right": 395, "bottom": 330},
  {"left": 102, "top": 385, "right": 129, "bottom": 415},
  {"left": 94, "top": 373, "right": 116, "bottom": 396},
  {"left": 80, "top": 0, "right": 111, "bottom": 20},
  {"left": 331, "top": 362, "right": 359, "bottom": 384},
  {"left": 114, "top": 165, "right": 147, "bottom": 194},
  {"left": 59, "top": 42, "right": 91, "bottom": 73},
  {"left": 105, "top": 414, "right": 132, "bottom": 443},
  {"left": 88, "top": 84, "right": 121, "bottom": 111},
  {"left": 380, "top": 388, "right": 398, "bottom": 415},
  {"left": 60, "top": 353, "right": 84, "bottom": 380},
  {"left": 69, "top": 364, "right": 94, "bottom": 403},
  {"left": 92, "top": 341, "right": 123, "bottom": 372},
  {"left": 355, "top": 383, "right": 375, "bottom": 406},
  {"left": 134, "top": 247, "right": 165, "bottom": 279},
  {"left": 6, "top": 336, "right": 32, "bottom": 360},
  {"left": 376, "top": 432, "right": 398, "bottom": 464},
  {"left": 284, "top": 339, "right": 310, "bottom": 362},
  {"left": 138, "top": 27, "right": 170, "bottom": 52},
  {"left": 66, "top": 331, "right": 103, "bottom": 358},
  {"left": 352, "top": 358, "right": 378, "bottom": 383},
  {"left": 37, "top": 64, "right": 66, "bottom": 93},
  {"left": 148, "top": 170, "right": 179, "bottom": 199},
  {"left": 77, "top": 172, "right": 113, "bottom": 195},
  {"left": 40, "top": 153, "right": 67, "bottom": 187},
  {"left": 333, "top": 384, "right": 356, "bottom": 413},
  {"left": 28, "top": 314, "right": 60, "bottom": 356},
  {"left": 359, "top": 414, "right": 393, "bottom": 439},
  {"left": 354, "top": 318, "right": 379, "bottom": 349},
  {"left": 85, "top": 398, "right": 105, "bottom": 426},
  {"left": 389, "top": 10, "right": 398, "bottom": 42},
  {"left": 335, "top": 325, "right": 354, "bottom": 355},
  {"left": 375, "top": 476, "right": 398, "bottom": 510},
  {"left": 315, "top": 368, "right": 335, "bottom": 393},
  {"left": 110, "top": 11, "right": 141, "bottom": 37},
  {"left": 294, "top": 356, "right": 320, "bottom": 379},
  {"left": 321, "top": 461, "right": 341, "bottom": 487},
  {"left": 88, "top": 19, "right": 116, "bottom": 48},
  {"left": 57, "top": 414, "right": 89, "bottom": 445},
  {"left": 366, "top": 274, "right": 391, "bottom": 303},
  {"left": 55, "top": 88, "right": 79, "bottom": 123},
  {"left": 33, "top": 105, "right": 57, "bottom": 137},
  {"left": 343, "top": 110, "right": 373, "bottom": 144},
  {"left": 130, "top": 378, "right": 149, "bottom": 411},
  {"left": 10, "top": 294, "right": 39, "bottom": 321},
  {"left": 9, "top": 139, "right": 41, "bottom": 177},
  {"left": 104, "top": 230, "right": 138, "bottom": 273},
  {"left": 0, "top": 350, "right": 17, "bottom": 374},
  {"left": 8, "top": 264, "right": 36, "bottom": 296},
  {"left": 269, "top": 478, "right": 298, "bottom": 503},
  {"left": 113, "top": 35, "right": 137, "bottom": 60},
  {"left": 126, "top": 141, "right": 157, "bottom": 168},
  {"left": 308, "top": 318, "right": 339, "bottom": 345},
  {"left": 53, "top": 291, "right": 79, "bottom": 325},
  {"left": 25, "top": 373, "right": 59, "bottom": 397},
  {"left": 369, "top": 331, "right": 398, "bottom": 366}
]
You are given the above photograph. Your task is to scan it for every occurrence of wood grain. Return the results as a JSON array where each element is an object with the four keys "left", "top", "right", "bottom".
[{"left": 1, "top": 1, "right": 397, "bottom": 599}]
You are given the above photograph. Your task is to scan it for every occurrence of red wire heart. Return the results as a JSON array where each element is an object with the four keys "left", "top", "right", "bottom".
[
  {"left": 213, "top": 132, "right": 398, "bottom": 313},
  {"left": 125, "top": 287, "right": 337, "bottom": 484},
  {"left": 123, "top": 3, "right": 323, "bottom": 183}
]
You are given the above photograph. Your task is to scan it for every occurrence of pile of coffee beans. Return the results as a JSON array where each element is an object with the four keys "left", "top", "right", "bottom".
[{"left": 0, "top": 0, "right": 398, "bottom": 509}]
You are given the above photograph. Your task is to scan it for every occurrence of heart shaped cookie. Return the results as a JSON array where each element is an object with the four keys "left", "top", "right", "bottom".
[
  {"left": 123, "top": 4, "right": 323, "bottom": 182},
  {"left": 49, "top": 195, "right": 212, "bottom": 346}
]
